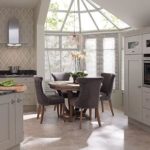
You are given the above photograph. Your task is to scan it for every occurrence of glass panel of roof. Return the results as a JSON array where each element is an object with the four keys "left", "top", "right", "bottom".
[
  {"left": 70, "top": 0, "right": 78, "bottom": 12},
  {"left": 81, "top": 13, "right": 97, "bottom": 31},
  {"left": 83, "top": 0, "right": 96, "bottom": 10},
  {"left": 45, "top": 12, "right": 66, "bottom": 31},
  {"left": 79, "top": 0, "right": 86, "bottom": 11},
  {"left": 50, "top": 0, "right": 72, "bottom": 11},
  {"left": 87, "top": 0, "right": 101, "bottom": 9},
  {"left": 63, "top": 13, "right": 79, "bottom": 32},
  {"left": 101, "top": 9, "right": 129, "bottom": 29},
  {"left": 91, "top": 11, "right": 116, "bottom": 30}
]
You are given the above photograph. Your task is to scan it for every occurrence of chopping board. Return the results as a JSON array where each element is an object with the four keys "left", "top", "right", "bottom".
[{"left": 0, "top": 84, "right": 27, "bottom": 92}]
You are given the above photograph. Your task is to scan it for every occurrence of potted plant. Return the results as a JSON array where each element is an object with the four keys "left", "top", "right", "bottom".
[{"left": 70, "top": 71, "right": 88, "bottom": 83}]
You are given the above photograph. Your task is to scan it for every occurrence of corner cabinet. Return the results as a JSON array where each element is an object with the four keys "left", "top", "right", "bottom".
[
  {"left": 124, "top": 55, "right": 143, "bottom": 122},
  {"left": 0, "top": 93, "right": 23, "bottom": 150},
  {"left": 143, "top": 34, "right": 150, "bottom": 54},
  {"left": 125, "top": 35, "right": 142, "bottom": 54}
]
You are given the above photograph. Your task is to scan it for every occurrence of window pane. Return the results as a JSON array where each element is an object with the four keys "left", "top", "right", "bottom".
[
  {"left": 81, "top": 13, "right": 97, "bottom": 31},
  {"left": 50, "top": 0, "right": 71, "bottom": 10},
  {"left": 61, "top": 51, "right": 76, "bottom": 72},
  {"left": 101, "top": 9, "right": 129, "bottom": 29},
  {"left": 103, "top": 37, "right": 115, "bottom": 49},
  {"left": 45, "top": 36, "right": 59, "bottom": 48},
  {"left": 103, "top": 50, "right": 115, "bottom": 74},
  {"left": 85, "top": 38, "right": 97, "bottom": 76},
  {"left": 45, "top": 51, "right": 60, "bottom": 80},
  {"left": 91, "top": 12, "right": 116, "bottom": 30},
  {"left": 62, "top": 36, "right": 78, "bottom": 49},
  {"left": 63, "top": 13, "right": 79, "bottom": 32},
  {"left": 45, "top": 12, "right": 66, "bottom": 31}
]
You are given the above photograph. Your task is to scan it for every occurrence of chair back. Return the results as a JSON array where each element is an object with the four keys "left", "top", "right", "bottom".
[
  {"left": 34, "top": 77, "right": 48, "bottom": 105},
  {"left": 51, "top": 72, "right": 70, "bottom": 81},
  {"left": 100, "top": 73, "right": 115, "bottom": 98},
  {"left": 76, "top": 77, "right": 103, "bottom": 108}
]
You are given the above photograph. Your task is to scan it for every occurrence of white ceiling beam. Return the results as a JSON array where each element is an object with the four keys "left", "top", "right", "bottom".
[
  {"left": 77, "top": 0, "right": 81, "bottom": 32},
  {"left": 81, "top": 0, "right": 99, "bottom": 31},
  {"left": 61, "top": 0, "right": 74, "bottom": 31}
]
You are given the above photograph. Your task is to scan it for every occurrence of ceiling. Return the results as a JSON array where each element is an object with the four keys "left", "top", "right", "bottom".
[
  {"left": 93, "top": 0, "right": 150, "bottom": 28},
  {"left": 0, "top": 0, "right": 40, "bottom": 8}
]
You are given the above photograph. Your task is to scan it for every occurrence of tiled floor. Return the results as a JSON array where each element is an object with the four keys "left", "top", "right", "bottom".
[{"left": 21, "top": 104, "right": 150, "bottom": 150}]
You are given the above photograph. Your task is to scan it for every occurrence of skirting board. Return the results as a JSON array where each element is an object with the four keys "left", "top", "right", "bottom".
[
  {"left": 23, "top": 105, "right": 36, "bottom": 112},
  {"left": 128, "top": 117, "right": 150, "bottom": 133}
]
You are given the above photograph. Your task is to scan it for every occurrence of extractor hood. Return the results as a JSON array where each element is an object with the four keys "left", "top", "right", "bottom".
[{"left": 7, "top": 18, "right": 21, "bottom": 47}]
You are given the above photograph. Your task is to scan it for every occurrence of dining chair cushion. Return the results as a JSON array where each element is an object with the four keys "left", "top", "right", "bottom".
[
  {"left": 46, "top": 95, "right": 64, "bottom": 104},
  {"left": 51, "top": 72, "right": 70, "bottom": 81},
  {"left": 70, "top": 77, "right": 103, "bottom": 109}
]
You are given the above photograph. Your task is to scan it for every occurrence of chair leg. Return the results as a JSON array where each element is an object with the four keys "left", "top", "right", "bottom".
[
  {"left": 40, "top": 105, "right": 45, "bottom": 124},
  {"left": 100, "top": 100, "right": 104, "bottom": 112},
  {"left": 37, "top": 105, "right": 41, "bottom": 119},
  {"left": 109, "top": 100, "right": 114, "bottom": 116},
  {"left": 95, "top": 107, "right": 101, "bottom": 127},
  {"left": 89, "top": 108, "right": 92, "bottom": 120},
  {"left": 54, "top": 105, "right": 56, "bottom": 111},
  {"left": 80, "top": 109, "right": 83, "bottom": 129},
  {"left": 60, "top": 104, "right": 62, "bottom": 116},
  {"left": 57, "top": 104, "right": 60, "bottom": 118}
]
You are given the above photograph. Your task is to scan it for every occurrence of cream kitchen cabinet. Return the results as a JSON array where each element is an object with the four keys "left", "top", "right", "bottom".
[
  {"left": 125, "top": 35, "right": 142, "bottom": 54},
  {"left": 0, "top": 77, "right": 37, "bottom": 112},
  {"left": 143, "top": 33, "right": 150, "bottom": 54},
  {"left": 0, "top": 93, "right": 23, "bottom": 150},
  {"left": 124, "top": 55, "right": 143, "bottom": 122}
]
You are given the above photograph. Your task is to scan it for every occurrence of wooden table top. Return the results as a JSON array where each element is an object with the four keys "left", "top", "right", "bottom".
[{"left": 48, "top": 81, "right": 80, "bottom": 91}]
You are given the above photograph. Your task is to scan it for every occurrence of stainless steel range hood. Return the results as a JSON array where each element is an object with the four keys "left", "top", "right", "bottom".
[{"left": 7, "top": 18, "right": 21, "bottom": 47}]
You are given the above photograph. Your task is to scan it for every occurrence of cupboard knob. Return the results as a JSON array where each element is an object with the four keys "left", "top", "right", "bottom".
[
  {"left": 11, "top": 99, "right": 15, "bottom": 104},
  {"left": 138, "top": 86, "right": 142, "bottom": 88},
  {"left": 17, "top": 98, "right": 22, "bottom": 103}
]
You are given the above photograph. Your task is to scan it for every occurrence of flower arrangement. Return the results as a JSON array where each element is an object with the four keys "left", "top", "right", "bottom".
[{"left": 71, "top": 51, "right": 86, "bottom": 71}]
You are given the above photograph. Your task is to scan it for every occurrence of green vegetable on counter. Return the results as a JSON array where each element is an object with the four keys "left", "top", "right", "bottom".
[{"left": 0, "top": 79, "right": 16, "bottom": 87}]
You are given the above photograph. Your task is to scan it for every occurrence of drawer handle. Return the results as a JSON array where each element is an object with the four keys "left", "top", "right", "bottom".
[
  {"left": 145, "top": 114, "right": 150, "bottom": 118},
  {"left": 146, "top": 98, "right": 150, "bottom": 101},
  {"left": 17, "top": 98, "right": 22, "bottom": 103},
  {"left": 11, "top": 99, "right": 15, "bottom": 104}
]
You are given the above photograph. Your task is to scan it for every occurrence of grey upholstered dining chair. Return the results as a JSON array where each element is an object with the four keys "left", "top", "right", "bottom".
[
  {"left": 34, "top": 77, "right": 65, "bottom": 124},
  {"left": 51, "top": 72, "right": 70, "bottom": 98},
  {"left": 69, "top": 77, "right": 103, "bottom": 129},
  {"left": 100, "top": 73, "right": 115, "bottom": 116}
]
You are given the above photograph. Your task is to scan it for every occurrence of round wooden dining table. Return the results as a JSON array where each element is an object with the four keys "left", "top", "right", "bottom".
[{"left": 48, "top": 81, "right": 80, "bottom": 91}]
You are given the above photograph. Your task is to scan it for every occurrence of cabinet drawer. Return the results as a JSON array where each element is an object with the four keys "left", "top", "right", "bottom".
[
  {"left": 143, "top": 91, "right": 150, "bottom": 109},
  {"left": 143, "top": 108, "right": 150, "bottom": 126}
]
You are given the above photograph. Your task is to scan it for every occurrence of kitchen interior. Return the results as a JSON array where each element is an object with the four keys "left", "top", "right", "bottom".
[{"left": 1, "top": 0, "right": 150, "bottom": 150}]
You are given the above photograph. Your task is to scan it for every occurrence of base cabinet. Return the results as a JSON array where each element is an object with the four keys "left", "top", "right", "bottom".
[
  {"left": 124, "top": 55, "right": 142, "bottom": 122},
  {"left": 0, "top": 93, "right": 23, "bottom": 150}
]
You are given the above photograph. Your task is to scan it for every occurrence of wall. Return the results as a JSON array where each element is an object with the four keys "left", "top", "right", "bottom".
[{"left": 0, "top": 8, "right": 36, "bottom": 70}]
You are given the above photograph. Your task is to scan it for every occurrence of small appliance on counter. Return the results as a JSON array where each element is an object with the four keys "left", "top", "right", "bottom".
[{"left": 9, "top": 66, "right": 20, "bottom": 74}]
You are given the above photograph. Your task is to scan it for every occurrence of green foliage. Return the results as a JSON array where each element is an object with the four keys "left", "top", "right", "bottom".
[
  {"left": 0, "top": 79, "right": 16, "bottom": 87},
  {"left": 70, "top": 71, "right": 88, "bottom": 78}
]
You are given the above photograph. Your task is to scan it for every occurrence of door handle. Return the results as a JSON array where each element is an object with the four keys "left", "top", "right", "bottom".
[
  {"left": 11, "top": 99, "right": 15, "bottom": 104},
  {"left": 138, "top": 85, "right": 142, "bottom": 88},
  {"left": 17, "top": 98, "right": 22, "bottom": 103}
]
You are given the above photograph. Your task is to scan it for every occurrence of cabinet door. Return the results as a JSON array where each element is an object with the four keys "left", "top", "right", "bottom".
[
  {"left": 0, "top": 94, "right": 15, "bottom": 150},
  {"left": 15, "top": 93, "right": 24, "bottom": 144},
  {"left": 124, "top": 55, "right": 142, "bottom": 121},
  {"left": 143, "top": 34, "right": 150, "bottom": 54},
  {"left": 125, "top": 35, "right": 142, "bottom": 54}
]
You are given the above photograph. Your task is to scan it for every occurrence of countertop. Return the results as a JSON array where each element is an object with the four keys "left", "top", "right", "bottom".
[
  {"left": 0, "top": 90, "right": 15, "bottom": 95},
  {"left": 0, "top": 75, "right": 34, "bottom": 78}
]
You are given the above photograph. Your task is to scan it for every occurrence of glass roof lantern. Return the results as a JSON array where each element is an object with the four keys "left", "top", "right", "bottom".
[{"left": 45, "top": 0, "right": 130, "bottom": 32}]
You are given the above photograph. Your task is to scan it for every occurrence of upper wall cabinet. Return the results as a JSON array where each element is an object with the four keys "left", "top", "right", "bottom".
[
  {"left": 143, "top": 34, "right": 150, "bottom": 54},
  {"left": 125, "top": 35, "right": 142, "bottom": 54}
]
